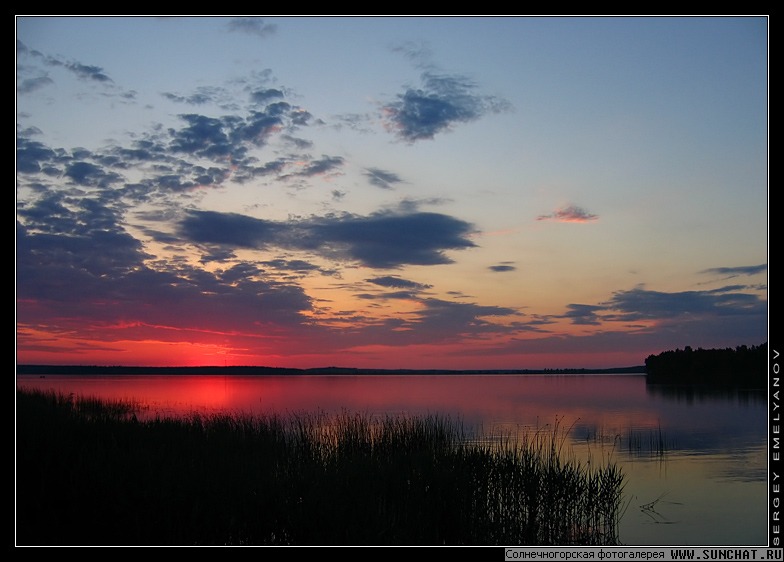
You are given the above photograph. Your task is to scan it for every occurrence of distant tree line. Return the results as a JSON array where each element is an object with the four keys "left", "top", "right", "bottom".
[
  {"left": 644, "top": 343, "right": 767, "bottom": 388},
  {"left": 16, "top": 365, "right": 647, "bottom": 376}
]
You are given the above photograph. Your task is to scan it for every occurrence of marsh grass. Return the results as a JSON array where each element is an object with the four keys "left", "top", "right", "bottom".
[
  {"left": 16, "top": 388, "right": 626, "bottom": 546},
  {"left": 577, "top": 424, "right": 675, "bottom": 459}
]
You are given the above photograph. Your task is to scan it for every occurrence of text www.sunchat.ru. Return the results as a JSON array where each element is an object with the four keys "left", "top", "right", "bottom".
[{"left": 504, "top": 548, "right": 783, "bottom": 561}]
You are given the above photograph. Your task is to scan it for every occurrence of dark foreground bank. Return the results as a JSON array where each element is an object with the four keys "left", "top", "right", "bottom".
[{"left": 16, "top": 388, "right": 625, "bottom": 546}]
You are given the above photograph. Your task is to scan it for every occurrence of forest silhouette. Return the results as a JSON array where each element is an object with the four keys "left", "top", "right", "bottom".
[{"left": 644, "top": 342, "right": 767, "bottom": 388}]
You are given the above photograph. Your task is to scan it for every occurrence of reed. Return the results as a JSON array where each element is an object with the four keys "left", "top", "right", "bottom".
[
  {"left": 16, "top": 388, "right": 626, "bottom": 546},
  {"left": 578, "top": 424, "right": 674, "bottom": 458}
]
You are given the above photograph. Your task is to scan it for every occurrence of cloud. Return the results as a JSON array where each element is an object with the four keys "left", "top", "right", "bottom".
[
  {"left": 366, "top": 276, "right": 432, "bottom": 290},
  {"left": 382, "top": 71, "right": 511, "bottom": 143},
  {"left": 17, "top": 190, "right": 509, "bottom": 357},
  {"left": 537, "top": 205, "right": 599, "bottom": 222},
  {"left": 340, "top": 296, "right": 521, "bottom": 348},
  {"left": 562, "top": 304, "right": 603, "bottom": 325},
  {"left": 412, "top": 298, "right": 519, "bottom": 341},
  {"left": 356, "top": 290, "right": 418, "bottom": 301},
  {"left": 489, "top": 263, "right": 516, "bottom": 272},
  {"left": 178, "top": 209, "right": 477, "bottom": 269},
  {"left": 65, "top": 161, "right": 123, "bottom": 187},
  {"left": 291, "top": 155, "right": 344, "bottom": 178},
  {"left": 364, "top": 167, "right": 404, "bottom": 189},
  {"left": 700, "top": 264, "right": 767, "bottom": 277},
  {"left": 549, "top": 286, "right": 767, "bottom": 349},
  {"left": 390, "top": 41, "right": 434, "bottom": 67},
  {"left": 168, "top": 114, "right": 234, "bottom": 158},
  {"left": 62, "top": 61, "right": 113, "bottom": 83},
  {"left": 250, "top": 88, "right": 285, "bottom": 105},
  {"left": 310, "top": 212, "right": 477, "bottom": 268},
  {"left": 601, "top": 286, "right": 767, "bottom": 322},
  {"left": 17, "top": 75, "right": 54, "bottom": 94},
  {"left": 17, "top": 201, "right": 314, "bottom": 340},
  {"left": 180, "top": 211, "right": 282, "bottom": 248},
  {"left": 16, "top": 138, "right": 57, "bottom": 174},
  {"left": 18, "top": 41, "right": 116, "bottom": 88},
  {"left": 162, "top": 86, "right": 229, "bottom": 106},
  {"left": 261, "top": 259, "right": 326, "bottom": 275},
  {"left": 227, "top": 18, "right": 277, "bottom": 39},
  {"left": 16, "top": 71, "right": 347, "bottom": 218}
]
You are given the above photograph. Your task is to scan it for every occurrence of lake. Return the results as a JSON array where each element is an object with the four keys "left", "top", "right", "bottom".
[{"left": 15, "top": 372, "right": 768, "bottom": 547}]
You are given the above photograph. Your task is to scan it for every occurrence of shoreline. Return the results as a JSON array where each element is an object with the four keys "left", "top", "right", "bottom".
[{"left": 15, "top": 364, "right": 647, "bottom": 376}]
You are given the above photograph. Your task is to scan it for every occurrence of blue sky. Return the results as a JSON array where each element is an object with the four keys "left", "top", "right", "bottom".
[{"left": 15, "top": 16, "right": 768, "bottom": 369}]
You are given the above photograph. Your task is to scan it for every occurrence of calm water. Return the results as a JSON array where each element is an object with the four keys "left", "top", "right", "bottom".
[{"left": 16, "top": 373, "right": 768, "bottom": 547}]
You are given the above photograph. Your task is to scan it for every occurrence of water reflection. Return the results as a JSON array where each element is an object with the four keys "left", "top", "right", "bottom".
[
  {"left": 646, "top": 382, "right": 767, "bottom": 405},
  {"left": 16, "top": 373, "right": 769, "bottom": 546},
  {"left": 16, "top": 373, "right": 767, "bottom": 454}
]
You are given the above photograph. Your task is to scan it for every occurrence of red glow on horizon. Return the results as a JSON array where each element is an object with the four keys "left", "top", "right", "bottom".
[{"left": 16, "top": 336, "right": 650, "bottom": 371}]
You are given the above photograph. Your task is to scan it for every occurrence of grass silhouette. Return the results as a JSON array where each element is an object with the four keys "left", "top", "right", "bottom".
[{"left": 16, "top": 388, "right": 626, "bottom": 546}]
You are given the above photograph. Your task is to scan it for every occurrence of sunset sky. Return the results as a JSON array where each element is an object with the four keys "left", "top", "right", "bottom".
[{"left": 15, "top": 16, "right": 768, "bottom": 370}]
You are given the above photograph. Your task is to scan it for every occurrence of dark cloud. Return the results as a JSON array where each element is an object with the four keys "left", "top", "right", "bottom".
[
  {"left": 180, "top": 210, "right": 281, "bottom": 248},
  {"left": 17, "top": 196, "right": 148, "bottom": 292},
  {"left": 700, "top": 264, "right": 767, "bottom": 277},
  {"left": 382, "top": 71, "right": 511, "bottom": 143},
  {"left": 261, "top": 259, "right": 322, "bottom": 274},
  {"left": 548, "top": 286, "right": 767, "bottom": 348},
  {"left": 64, "top": 61, "right": 112, "bottom": 83},
  {"left": 281, "top": 135, "right": 313, "bottom": 150},
  {"left": 392, "top": 197, "right": 451, "bottom": 214},
  {"left": 601, "top": 286, "right": 767, "bottom": 322},
  {"left": 177, "top": 209, "right": 477, "bottom": 269},
  {"left": 38, "top": 52, "right": 113, "bottom": 84},
  {"left": 219, "top": 262, "right": 263, "bottom": 283},
  {"left": 65, "top": 161, "right": 123, "bottom": 187},
  {"left": 328, "top": 295, "right": 520, "bottom": 349},
  {"left": 232, "top": 111, "right": 285, "bottom": 147},
  {"left": 19, "top": 41, "right": 114, "bottom": 86},
  {"left": 231, "top": 159, "right": 288, "bottom": 183},
  {"left": 17, "top": 81, "right": 334, "bottom": 210},
  {"left": 489, "top": 264, "right": 516, "bottom": 272},
  {"left": 162, "top": 86, "right": 226, "bottom": 106},
  {"left": 356, "top": 291, "right": 418, "bottom": 301},
  {"left": 16, "top": 138, "right": 56, "bottom": 174},
  {"left": 17, "top": 198, "right": 314, "bottom": 339},
  {"left": 537, "top": 205, "right": 599, "bottom": 222},
  {"left": 250, "top": 88, "right": 284, "bottom": 105},
  {"left": 197, "top": 248, "right": 238, "bottom": 264},
  {"left": 227, "top": 17, "right": 277, "bottom": 38},
  {"left": 309, "top": 211, "right": 476, "bottom": 268},
  {"left": 15, "top": 32, "right": 520, "bottom": 362},
  {"left": 413, "top": 298, "right": 519, "bottom": 340},
  {"left": 292, "top": 155, "right": 344, "bottom": 178},
  {"left": 150, "top": 174, "right": 200, "bottom": 192},
  {"left": 364, "top": 167, "right": 404, "bottom": 189},
  {"left": 563, "top": 304, "right": 603, "bottom": 326},
  {"left": 164, "top": 98, "right": 309, "bottom": 162},
  {"left": 289, "top": 109, "right": 314, "bottom": 127},
  {"left": 17, "top": 75, "right": 54, "bottom": 94},
  {"left": 366, "top": 276, "right": 432, "bottom": 290},
  {"left": 168, "top": 114, "right": 233, "bottom": 158},
  {"left": 110, "top": 139, "right": 164, "bottom": 162},
  {"left": 17, "top": 68, "right": 332, "bottom": 209}
]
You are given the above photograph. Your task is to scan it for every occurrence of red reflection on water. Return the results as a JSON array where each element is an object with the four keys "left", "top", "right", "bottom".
[
  {"left": 16, "top": 373, "right": 661, "bottom": 433},
  {"left": 16, "top": 372, "right": 768, "bottom": 546}
]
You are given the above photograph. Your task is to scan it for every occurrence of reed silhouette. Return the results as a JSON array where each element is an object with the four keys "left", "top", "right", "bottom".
[{"left": 16, "top": 388, "right": 626, "bottom": 546}]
